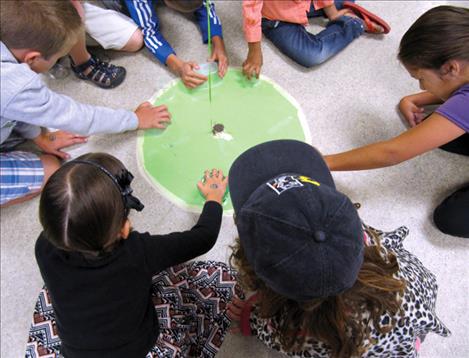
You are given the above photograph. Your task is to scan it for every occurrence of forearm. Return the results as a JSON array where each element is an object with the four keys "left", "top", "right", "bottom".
[
  {"left": 325, "top": 141, "right": 405, "bottom": 171},
  {"left": 402, "top": 91, "right": 443, "bottom": 107}
]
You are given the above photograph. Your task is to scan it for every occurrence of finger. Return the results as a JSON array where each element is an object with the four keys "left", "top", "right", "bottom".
[
  {"left": 211, "top": 168, "right": 218, "bottom": 177},
  {"left": 157, "top": 116, "right": 171, "bottom": 123},
  {"left": 227, "top": 303, "right": 242, "bottom": 317},
  {"left": 197, "top": 181, "right": 204, "bottom": 191},
  {"left": 188, "top": 61, "right": 200, "bottom": 70},
  {"left": 231, "top": 296, "right": 245, "bottom": 308},
  {"left": 204, "top": 170, "right": 210, "bottom": 180},
  {"left": 255, "top": 67, "right": 260, "bottom": 79},
  {"left": 229, "top": 326, "right": 241, "bottom": 334},
  {"left": 155, "top": 105, "right": 168, "bottom": 111},
  {"left": 50, "top": 149, "right": 70, "bottom": 160},
  {"left": 139, "top": 101, "right": 152, "bottom": 109},
  {"left": 188, "top": 71, "right": 208, "bottom": 82},
  {"left": 183, "top": 81, "right": 197, "bottom": 89},
  {"left": 243, "top": 65, "right": 252, "bottom": 80},
  {"left": 155, "top": 122, "right": 169, "bottom": 130}
]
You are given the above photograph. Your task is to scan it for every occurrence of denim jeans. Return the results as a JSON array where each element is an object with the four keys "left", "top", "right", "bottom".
[{"left": 261, "top": 0, "right": 364, "bottom": 67}]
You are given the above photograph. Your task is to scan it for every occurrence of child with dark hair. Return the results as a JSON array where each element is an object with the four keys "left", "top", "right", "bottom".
[
  {"left": 25, "top": 152, "right": 240, "bottom": 357},
  {"left": 0, "top": 0, "right": 170, "bottom": 207},
  {"left": 227, "top": 140, "right": 449, "bottom": 357},
  {"left": 325, "top": 6, "right": 469, "bottom": 238}
]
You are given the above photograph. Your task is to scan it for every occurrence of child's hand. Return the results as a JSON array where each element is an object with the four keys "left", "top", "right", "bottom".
[
  {"left": 197, "top": 168, "right": 228, "bottom": 204},
  {"left": 179, "top": 61, "right": 208, "bottom": 89},
  {"left": 243, "top": 42, "right": 263, "bottom": 80},
  {"left": 399, "top": 96, "right": 426, "bottom": 127},
  {"left": 33, "top": 131, "right": 88, "bottom": 160},
  {"left": 227, "top": 297, "right": 246, "bottom": 335},
  {"left": 135, "top": 102, "right": 171, "bottom": 129},
  {"left": 210, "top": 36, "right": 228, "bottom": 78}
]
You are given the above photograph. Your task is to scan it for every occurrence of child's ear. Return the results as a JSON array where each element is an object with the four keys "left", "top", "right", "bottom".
[
  {"left": 120, "top": 219, "right": 131, "bottom": 239},
  {"left": 440, "top": 60, "right": 460, "bottom": 78},
  {"left": 23, "top": 51, "right": 43, "bottom": 67}
]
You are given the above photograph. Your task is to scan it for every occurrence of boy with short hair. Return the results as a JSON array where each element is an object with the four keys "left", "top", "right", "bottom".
[{"left": 0, "top": 0, "right": 170, "bottom": 207}]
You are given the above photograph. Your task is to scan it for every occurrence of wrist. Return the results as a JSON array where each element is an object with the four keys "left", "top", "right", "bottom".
[
  {"left": 205, "top": 194, "right": 223, "bottom": 204},
  {"left": 166, "top": 54, "right": 183, "bottom": 75}
]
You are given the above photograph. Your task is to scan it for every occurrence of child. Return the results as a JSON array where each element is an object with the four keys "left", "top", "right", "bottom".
[
  {"left": 324, "top": 6, "right": 469, "bottom": 238},
  {"left": 0, "top": 0, "right": 170, "bottom": 207},
  {"left": 242, "top": 0, "right": 390, "bottom": 79},
  {"left": 25, "top": 153, "right": 239, "bottom": 357},
  {"left": 227, "top": 140, "right": 450, "bottom": 357},
  {"left": 98, "top": 0, "right": 228, "bottom": 88}
]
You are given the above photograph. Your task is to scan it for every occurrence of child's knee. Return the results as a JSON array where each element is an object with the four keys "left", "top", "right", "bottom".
[
  {"left": 40, "top": 154, "right": 61, "bottom": 185},
  {"left": 122, "top": 29, "right": 144, "bottom": 52}
]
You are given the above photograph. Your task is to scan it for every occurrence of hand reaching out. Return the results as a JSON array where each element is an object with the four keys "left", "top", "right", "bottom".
[
  {"left": 178, "top": 61, "right": 208, "bottom": 89},
  {"left": 135, "top": 102, "right": 171, "bottom": 129},
  {"left": 33, "top": 130, "right": 88, "bottom": 160},
  {"left": 226, "top": 296, "right": 246, "bottom": 334},
  {"left": 210, "top": 36, "right": 228, "bottom": 78},
  {"left": 243, "top": 42, "right": 263, "bottom": 80},
  {"left": 197, "top": 168, "right": 228, "bottom": 204}
]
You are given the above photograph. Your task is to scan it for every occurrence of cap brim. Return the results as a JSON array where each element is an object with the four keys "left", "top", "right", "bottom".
[{"left": 229, "top": 140, "right": 334, "bottom": 213}]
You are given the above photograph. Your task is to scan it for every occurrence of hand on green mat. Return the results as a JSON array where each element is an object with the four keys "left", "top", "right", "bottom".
[
  {"left": 197, "top": 169, "right": 228, "bottom": 204},
  {"left": 210, "top": 36, "right": 228, "bottom": 78},
  {"left": 243, "top": 42, "right": 263, "bottom": 80},
  {"left": 135, "top": 102, "right": 171, "bottom": 130}
]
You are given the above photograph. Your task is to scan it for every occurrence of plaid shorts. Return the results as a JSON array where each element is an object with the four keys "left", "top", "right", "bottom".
[{"left": 0, "top": 151, "right": 43, "bottom": 205}]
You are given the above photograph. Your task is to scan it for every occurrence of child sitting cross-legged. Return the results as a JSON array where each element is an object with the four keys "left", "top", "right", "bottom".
[
  {"left": 227, "top": 140, "right": 450, "bottom": 357},
  {"left": 25, "top": 153, "right": 240, "bottom": 357}
]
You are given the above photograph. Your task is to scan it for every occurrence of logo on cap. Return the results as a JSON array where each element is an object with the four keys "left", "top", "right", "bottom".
[{"left": 266, "top": 175, "right": 320, "bottom": 195}]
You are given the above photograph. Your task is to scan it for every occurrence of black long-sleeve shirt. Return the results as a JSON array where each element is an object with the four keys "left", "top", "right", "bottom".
[{"left": 35, "top": 201, "right": 222, "bottom": 358}]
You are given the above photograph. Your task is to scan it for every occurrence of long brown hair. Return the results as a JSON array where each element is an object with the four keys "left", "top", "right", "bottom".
[
  {"left": 39, "top": 153, "right": 128, "bottom": 256},
  {"left": 398, "top": 6, "right": 469, "bottom": 69},
  {"left": 230, "top": 230, "right": 405, "bottom": 357}
]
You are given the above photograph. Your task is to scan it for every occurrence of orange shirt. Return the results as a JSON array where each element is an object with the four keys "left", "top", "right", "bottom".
[{"left": 243, "top": 0, "right": 335, "bottom": 42}]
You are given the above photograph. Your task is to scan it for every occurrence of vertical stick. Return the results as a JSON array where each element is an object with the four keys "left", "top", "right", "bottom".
[
  {"left": 206, "top": 0, "right": 212, "bottom": 105},
  {"left": 206, "top": 0, "right": 213, "bottom": 130}
]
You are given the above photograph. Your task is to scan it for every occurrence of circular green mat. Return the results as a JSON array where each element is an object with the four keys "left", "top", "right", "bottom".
[{"left": 137, "top": 69, "right": 310, "bottom": 212}]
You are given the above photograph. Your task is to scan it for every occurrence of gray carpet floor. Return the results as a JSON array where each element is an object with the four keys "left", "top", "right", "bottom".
[{"left": 1, "top": 1, "right": 468, "bottom": 357}]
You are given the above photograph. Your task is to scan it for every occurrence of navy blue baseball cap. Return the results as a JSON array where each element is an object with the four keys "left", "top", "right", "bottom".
[{"left": 229, "top": 140, "right": 364, "bottom": 301}]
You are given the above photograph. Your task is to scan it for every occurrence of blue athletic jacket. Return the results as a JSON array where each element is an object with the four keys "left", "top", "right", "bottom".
[{"left": 124, "top": 0, "right": 223, "bottom": 64}]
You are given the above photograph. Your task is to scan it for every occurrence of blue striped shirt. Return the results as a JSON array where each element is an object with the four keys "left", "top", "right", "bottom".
[{"left": 125, "top": 0, "right": 223, "bottom": 64}]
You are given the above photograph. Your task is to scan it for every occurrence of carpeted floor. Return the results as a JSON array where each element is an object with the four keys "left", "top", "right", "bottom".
[{"left": 1, "top": 1, "right": 468, "bottom": 357}]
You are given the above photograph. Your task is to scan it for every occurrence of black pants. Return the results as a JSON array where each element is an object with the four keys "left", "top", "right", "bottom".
[
  {"left": 439, "top": 133, "right": 469, "bottom": 156},
  {"left": 434, "top": 133, "right": 469, "bottom": 238}
]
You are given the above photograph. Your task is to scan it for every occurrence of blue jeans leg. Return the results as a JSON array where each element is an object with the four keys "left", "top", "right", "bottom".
[
  {"left": 307, "top": 0, "right": 355, "bottom": 18},
  {"left": 262, "top": 16, "right": 364, "bottom": 68}
]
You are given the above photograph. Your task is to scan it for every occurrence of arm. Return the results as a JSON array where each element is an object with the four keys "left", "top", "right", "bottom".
[
  {"left": 142, "top": 169, "right": 228, "bottom": 273},
  {"left": 399, "top": 91, "right": 444, "bottom": 127},
  {"left": 4, "top": 75, "right": 138, "bottom": 136},
  {"left": 194, "top": 0, "right": 228, "bottom": 77},
  {"left": 124, "top": 0, "right": 175, "bottom": 65},
  {"left": 324, "top": 113, "right": 466, "bottom": 171},
  {"left": 242, "top": 0, "right": 263, "bottom": 79},
  {"left": 142, "top": 201, "right": 222, "bottom": 272}
]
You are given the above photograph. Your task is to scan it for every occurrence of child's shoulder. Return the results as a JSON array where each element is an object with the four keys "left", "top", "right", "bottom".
[{"left": 1, "top": 43, "right": 41, "bottom": 101}]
